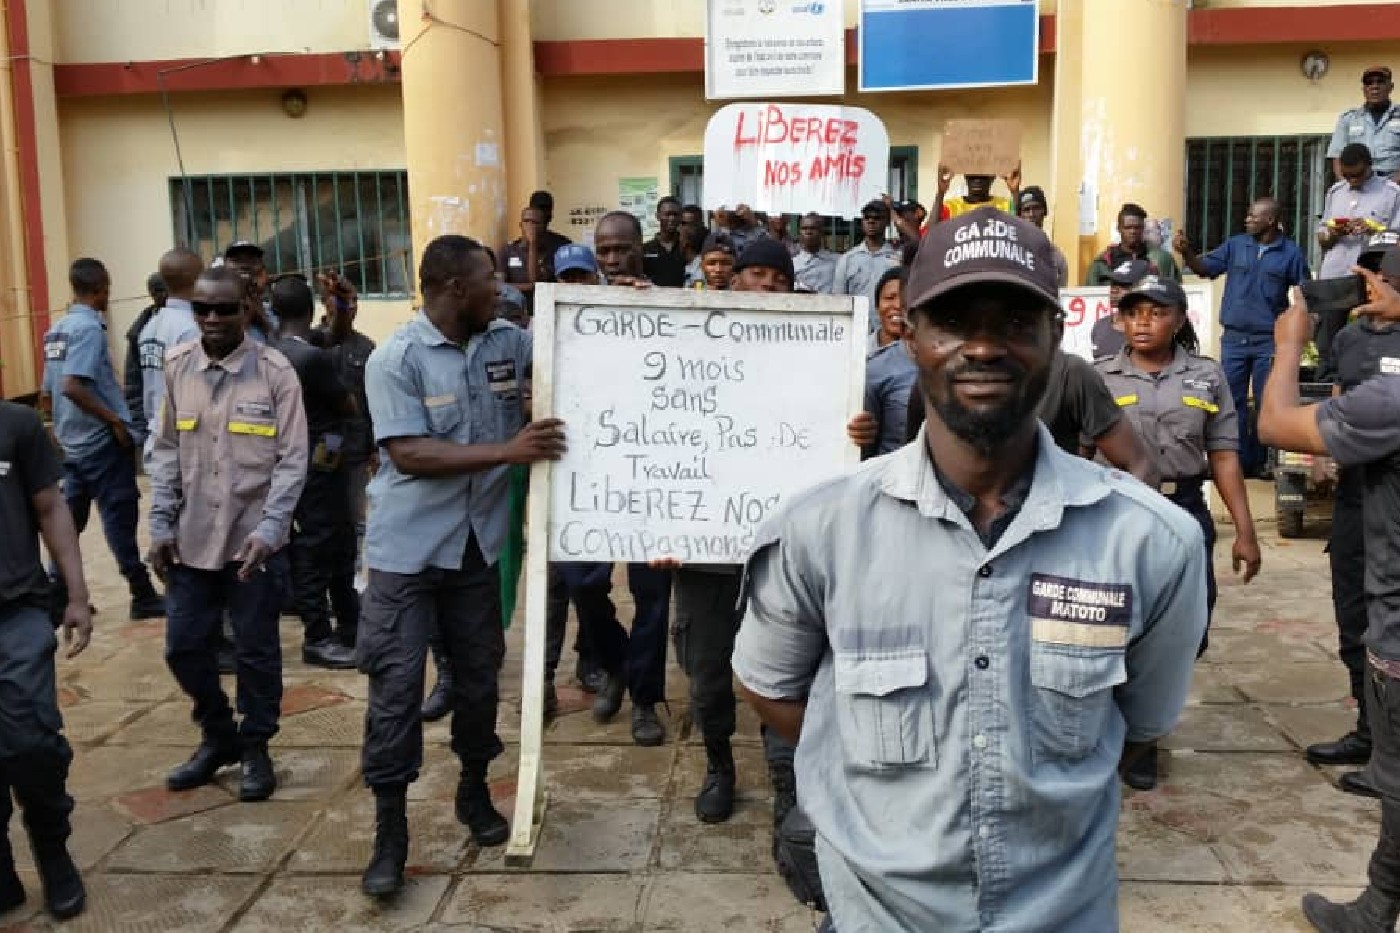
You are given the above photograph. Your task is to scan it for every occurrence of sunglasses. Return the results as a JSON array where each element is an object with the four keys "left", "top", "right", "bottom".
[
  {"left": 192, "top": 300, "right": 244, "bottom": 318},
  {"left": 1364, "top": 76, "right": 1390, "bottom": 86}
]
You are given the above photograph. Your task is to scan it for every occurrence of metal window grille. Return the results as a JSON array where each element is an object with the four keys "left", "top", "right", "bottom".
[
  {"left": 1184, "top": 135, "right": 1331, "bottom": 269},
  {"left": 168, "top": 170, "right": 413, "bottom": 297}
]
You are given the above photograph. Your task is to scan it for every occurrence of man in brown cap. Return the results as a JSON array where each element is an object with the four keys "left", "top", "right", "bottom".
[
  {"left": 732, "top": 206, "right": 1207, "bottom": 931},
  {"left": 1330, "top": 65, "right": 1400, "bottom": 181}
]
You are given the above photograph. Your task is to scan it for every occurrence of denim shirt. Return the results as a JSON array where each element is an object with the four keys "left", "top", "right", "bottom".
[
  {"left": 732, "top": 428, "right": 1207, "bottom": 932},
  {"left": 1197, "top": 233, "right": 1311, "bottom": 336},
  {"left": 365, "top": 313, "right": 531, "bottom": 574},
  {"left": 41, "top": 304, "right": 131, "bottom": 462}
]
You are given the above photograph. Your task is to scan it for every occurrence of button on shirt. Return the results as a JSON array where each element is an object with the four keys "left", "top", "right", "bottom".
[
  {"left": 832, "top": 240, "right": 901, "bottom": 308},
  {"left": 1195, "top": 234, "right": 1311, "bottom": 335},
  {"left": 1329, "top": 104, "right": 1400, "bottom": 177},
  {"left": 365, "top": 314, "right": 532, "bottom": 574},
  {"left": 138, "top": 297, "right": 200, "bottom": 456},
  {"left": 1320, "top": 174, "right": 1400, "bottom": 278},
  {"left": 1317, "top": 376, "right": 1400, "bottom": 660},
  {"left": 147, "top": 339, "right": 309, "bottom": 570},
  {"left": 1094, "top": 347, "right": 1238, "bottom": 481},
  {"left": 41, "top": 304, "right": 131, "bottom": 462},
  {"left": 792, "top": 248, "right": 839, "bottom": 294},
  {"left": 731, "top": 427, "right": 1207, "bottom": 932}
]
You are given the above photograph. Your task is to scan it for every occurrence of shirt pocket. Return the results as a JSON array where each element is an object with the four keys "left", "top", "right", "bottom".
[
  {"left": 424, "top": 395, "right": 463, "bottom": 437},
  {"left": 833, "top": 648, "right": 935, "bottom": 771},
  {"left": 226, "top": 411, "right": 278, "bottom": 471},
  {"left": 1028, "top": 643, "right": 1126, "bottom": 761},
  {"left": 1161, "top": 402, "right": 1208, "bottom": 449}
]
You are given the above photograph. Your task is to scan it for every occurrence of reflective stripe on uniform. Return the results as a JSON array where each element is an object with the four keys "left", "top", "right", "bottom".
[
  {"left": 1182, "top": 396, "right": 1219, "bottom": 414},
  {"left": 1114, "top": 394, "right": 1138, "bottom": 407},
  {"left": 228, "top": 421, "right": 276, "bottom": 437}
]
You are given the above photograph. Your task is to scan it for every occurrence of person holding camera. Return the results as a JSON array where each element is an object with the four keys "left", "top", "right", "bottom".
[{"left": 1173, "top": 197, "right": 1311, "bottom": 479}]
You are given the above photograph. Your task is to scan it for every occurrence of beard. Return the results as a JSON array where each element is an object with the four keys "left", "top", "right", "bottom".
[{"left": 926, "top": 360, "right": 1049, "bottom": 456}]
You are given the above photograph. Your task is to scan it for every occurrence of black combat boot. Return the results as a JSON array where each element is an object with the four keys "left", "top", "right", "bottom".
[
  {"left": 127, "top": 569, "right": 166, "bottom": 621},
  {"left": 11, "top": 758, "right": 84, "bottom": 920},
  {"left": 239, "top": 744, "right": 276, "bottom": 802},
  {"left": 361, "top": 787, "right": 409, "bottom": 897},
  {"left": 421, "top": 645, "right": 454, "bottom": 722},
  {"left": 695, "top": 737, "right": 736, "bottom": 824},
  {"left": 1123, "top": 743, "right": 1159, "bottom": 791},
  {"left": 455, "top": 764, "right": 509, "bottom": 847},
  {"left": 0, "top": 783, "right": 24, "bottom": 913},
  {"left": 592, "top": 671, "right": 625, "bottom": 723},
  {"left": 167, "top": 738, "right": 240, "bottom": 791},
  {"left": 1301, "top": 889, "right": 1400, "bottom": 932}
]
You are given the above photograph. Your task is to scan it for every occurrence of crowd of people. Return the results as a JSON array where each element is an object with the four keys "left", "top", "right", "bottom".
[{"left": 4, "top": 62, "right": 1400, "bottom": 931}]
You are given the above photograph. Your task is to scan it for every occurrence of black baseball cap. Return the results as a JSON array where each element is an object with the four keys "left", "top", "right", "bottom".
[
  {"left": 906, "top": 206, "right": 1060, "bottom": 309},
  {"left": 1360, "top": 229, "right": 1400, "bottom": 271},
  {"left": 734, "top": 238, "right": 795, "bottom": 286},
  {"left": 1120, "top": 275, "right": 1188, "bottom": 310},
  {"left": 224, "top": 240, "right": 264, "bottom": 259},
  {"left": 700, "top": 233, "right": 736, "bottom": 256},
  {"left": 1107, "top": 258, "right": 1151, "bottom": 286},
  {"left": 1381, "top": 246, "right": 1400, "bottom": 279},
  {"left": 861, "top": 199, "right": 890, "bottom": 218},
  {"left": 1017, "top": 186, "right": 1048, "bottom": 211},
  {"left": 892, "top": 199, "right": 923, "bottom": 215}
]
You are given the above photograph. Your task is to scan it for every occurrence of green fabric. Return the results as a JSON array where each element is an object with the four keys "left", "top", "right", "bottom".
[{"left": 498, "top": 465, "right": 528, "bottom": 629}]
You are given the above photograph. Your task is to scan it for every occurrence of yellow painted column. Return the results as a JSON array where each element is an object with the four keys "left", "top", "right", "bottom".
[
  {"left": 1075, "top": 0, "right": 1187, "bottom": 280},
  {"left": 499, "top": 0, "right": 544, "bottom": 220},
  {"left": 397, "top": 0, "right": 508, "bottom": 296},
  {"left": 1047, "top": 0, "right": 1086, "bottom": 282}
]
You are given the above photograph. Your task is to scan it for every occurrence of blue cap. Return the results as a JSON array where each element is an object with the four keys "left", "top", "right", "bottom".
[{"left": 554, "top": 244, "right": 598, "bottom": 276}]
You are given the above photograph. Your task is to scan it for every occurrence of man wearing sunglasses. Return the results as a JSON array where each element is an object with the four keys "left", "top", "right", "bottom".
[
  {"left": 1330, "top": 65, "right": 1400, "bottom": 182},
  {"left": 147, "top": 265, "right": 309, "bottom": 805}
]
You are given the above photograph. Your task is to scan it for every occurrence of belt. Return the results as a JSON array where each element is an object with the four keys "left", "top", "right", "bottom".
[
  {"left": 1159, "top": 477, "right": 1205, "bottom": 497},
  {"left": 1370, "top": 651, "right": 1400, "bottom": 681}
]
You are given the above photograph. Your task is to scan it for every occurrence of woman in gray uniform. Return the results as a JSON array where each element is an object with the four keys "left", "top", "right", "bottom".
[{"left": 1094, "top": 275, "right": 1262, "bottom": 789}]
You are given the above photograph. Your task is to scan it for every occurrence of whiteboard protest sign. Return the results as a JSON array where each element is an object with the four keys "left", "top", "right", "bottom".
[
  {"left": 703, "top": 102, "right": 890, "bottom": 217},
  {"left": 1059, "top": 280, "right": 1218, "bottom": 362},
  {"left": 505, "top": 284, "right": 866, "bottom": 863},
  {"left": 706, "top": 0, "right": 845, "bottom": 100}
]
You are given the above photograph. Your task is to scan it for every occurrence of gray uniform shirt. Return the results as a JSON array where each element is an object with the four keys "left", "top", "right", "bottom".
[
  {"left": 731, "top": 427, "right": 1207, "bottom": 932},
  {"left": 832, "top": 240, "right": 900, "bottom": 309},
  {"left": 138, "top": 297, "right": 200, "bottom": 458},
  {"left": 793, "top": 248, "right": 839, "bottom": 294},
  {"left": 365, "top": 313, "right": 531, "bottom": 574},
  {"left": 1329, "top": 103, "right": 1400, "bottom": 176},
  {"left": 1094, "top": 347, "right": 1238, "bottom": 482},
  {"left": 1319, "top": 174, "right": 1400, "bottom": 278}
]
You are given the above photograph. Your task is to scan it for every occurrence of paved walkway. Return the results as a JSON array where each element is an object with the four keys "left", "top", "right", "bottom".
[{"left": 0, "top": 482, "right": 1376, "bottom": 931}]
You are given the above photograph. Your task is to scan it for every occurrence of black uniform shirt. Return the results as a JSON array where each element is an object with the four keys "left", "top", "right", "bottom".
[
  {"left": 643, "top": 236, "right": 688, "bottom": 287},
  {"left": 314, "top": 326, "right": 375, "bottom": 462},
  {"left": 501, "top": 230, "right": 572, "bottom": 311},
  {"left": 1318, "top": 375, "right": 1400, "bottom": 660},
  {"left": 1330, "top": 319, "right": 1400, "bottom": 392},
  {"left": 0, "top": 402, "right": 62, "bottom": 607},
  {"left": 274, "top": 335, "right": 350, "bottom": 445}
]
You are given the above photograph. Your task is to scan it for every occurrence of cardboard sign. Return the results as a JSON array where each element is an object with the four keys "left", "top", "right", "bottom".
[
  {"left": 942, "top": 119, "right": 1022, "bottom": 176},
  {"left": 703, "top": 102, "right": 890, "bottom": 217}
]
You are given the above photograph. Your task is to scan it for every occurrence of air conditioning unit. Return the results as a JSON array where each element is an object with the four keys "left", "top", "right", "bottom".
[{"left": 368, "top": 0, "right": 400, "bottom": 50}]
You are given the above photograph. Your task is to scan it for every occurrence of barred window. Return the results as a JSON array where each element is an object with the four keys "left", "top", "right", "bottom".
[
  {"left": 169, "top": 171, "right": 412, "bottom": 297},
  {"left": 1184, "top": 135, "right": 1331, "bottom": 268}
]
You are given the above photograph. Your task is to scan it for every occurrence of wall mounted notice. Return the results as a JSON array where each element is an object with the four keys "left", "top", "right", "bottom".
[
  {"left": 618, "top": 177, "right": 660, "bottom": 241},
  {"left": 706, "top": 0, "right": 845, "bottom": 100},
  {"left": 859, "top": 0, "right": 1039, "bottom": 92},
  {"left": 703, "top": 102, "right": 890, "bottom": 217},
  {"left": 1059, "top": 281, "right": 1217, "bottom": 362},
  {"left": 531, "top": 284, "right": 867, "bottom": 564}
]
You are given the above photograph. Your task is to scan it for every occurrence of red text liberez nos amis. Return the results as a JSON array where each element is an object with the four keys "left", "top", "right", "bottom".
[{"left": 732, "top": 105, "right": 868, "bottom": 188}]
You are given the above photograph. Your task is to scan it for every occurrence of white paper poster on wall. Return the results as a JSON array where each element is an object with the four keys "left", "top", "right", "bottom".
[
  {"left": 702, "top": 102, "right": 889, "bottom": 217},
  {"left": 705, "top": 0, "right": 846, "bottom": 100}
]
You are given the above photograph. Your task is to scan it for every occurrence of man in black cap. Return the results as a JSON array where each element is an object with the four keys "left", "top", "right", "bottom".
[
  {"left": 1330, "top": 65, "right": 1400, "bottom": 181},
  {"left": 1016, "top": 187, "right": 1069, "bottom": 287},
  {"left": 1091, "top": 259, "right": 1151, "bottom": 359},
  {"left": 833, "top": 199, "right": 900, "bottom": 309},
  {"left": 224, "top": 240, "right": 277, "bottom": 339},
  {"left": 733, "top": 206, "right": 1206, "bottom": 932}
]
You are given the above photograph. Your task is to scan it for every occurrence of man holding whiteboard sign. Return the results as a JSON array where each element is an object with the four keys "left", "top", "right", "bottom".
[
  {"left": 357, "top": 234, "right": 565, "bottom": 898},
  {"left": 732, "top": 208, "right": 1206, "bottom": 931}
]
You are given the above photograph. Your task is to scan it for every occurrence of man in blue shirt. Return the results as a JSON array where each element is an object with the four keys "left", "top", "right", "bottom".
[
  {"left": 40, "top": 258, "right": 165, "bottom": 620},
  {"left": 358, "top": 235, "right": 564, "bottom": 898},
  {"left": 1174, "top": 197, "right": 1311, "bottom": 478}
]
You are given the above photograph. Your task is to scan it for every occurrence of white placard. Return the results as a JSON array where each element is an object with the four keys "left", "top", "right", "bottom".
[
  {"left": 702, "top": 102, "right": 890, "bottom": 217},
  {"left": 534, "top": 284, "right": 867, "bottom": 565},
  {"left": 706, "top": 0, "right": 846, "bottom": 100},
  {"left": 1060, "top": 280, "right": 1217, "bottom": 361}
]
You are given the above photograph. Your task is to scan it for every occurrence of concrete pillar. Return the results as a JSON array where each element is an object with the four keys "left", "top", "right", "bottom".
[
  {"left": 1052, "top": 0, "right": 1188, "bottom": 284},
  {"left": 499, "top": 0, "right": 544, "bottom": 221},
  {"left": 397, "top": 0, "right": 508, "bottom": 296}
]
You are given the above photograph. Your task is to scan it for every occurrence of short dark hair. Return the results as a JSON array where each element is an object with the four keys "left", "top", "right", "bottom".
[
  {"left": 657, "top": 195, "right": 682, "bottom": 212},
  {"left": 681, "top": 203, "right": 703, "bottom": 216},
  {"left": 874, "top": 265, "right": 907, "bottom": 302},
  {"left": 269, "top": 275, "right": 314, "bottom": 322},
  {"left": 800, "top": 212, "right": 824, "bottom": 224},
  {"left": 483, "top": 245, "right": 499, "bottom": 272},
  {"left": 597, "top": 210, "right": 643, "bottom": 241},
  {"left": 1339, "top": 143, "right": 1374, "bottom": 167},
  {"left": 528, "top": 190, "right": 554, "bottom": 211},
  {"left": 1118, "top": 203, "right": 1148, "bottom": 224},
  {"left": 419, "top": 234, "right": 485, "bottom": 296},
  {"left": 68, "top": 258, "right": 108, "bottom": 296}
]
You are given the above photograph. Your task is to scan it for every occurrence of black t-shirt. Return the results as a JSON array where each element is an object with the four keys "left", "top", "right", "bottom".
[
  {"left": 313, "top": 327, "right": 375, "bottom": 462},
  {"left": 0, "top": 401, "right": 62, "bottom": 607},
  {"left": 643, "top": 236, "right": 688, "bottom": 288},
  {"left": 1328, "top": 320, "right": 1400, "bottom": 391},
  {"left": 501, "top": 230, "right": 573, "bottom": 310},
  {"left": 904, "top": 352, "right": 1123, "bottom": 453},
  {"left": 274, "top": 335, "right": 350, "bottom": 444}
]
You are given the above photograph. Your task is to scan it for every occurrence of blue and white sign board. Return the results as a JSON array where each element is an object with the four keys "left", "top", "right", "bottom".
[{"left": 858, "top": 0, "right": 1039, "bottom": 92}]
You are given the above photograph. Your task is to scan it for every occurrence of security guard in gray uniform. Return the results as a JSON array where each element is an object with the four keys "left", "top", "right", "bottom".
[
  {"left": 1094, "top": 275, "right": 1262, "bottom": 789},
  {"left": 358, "top": 234, "right": 565, "bottom": 898},
  {"left": 0, "top": 401, "right": 91, "bottom": 920},
  {"left": 1309, "top": 235, "right": 1400, "bottom": 790}
]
